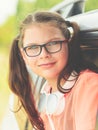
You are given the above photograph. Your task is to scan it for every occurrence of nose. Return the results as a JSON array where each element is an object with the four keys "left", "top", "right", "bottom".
[{"left": 39, "top": 46, "right": 50, "bottom": 58}]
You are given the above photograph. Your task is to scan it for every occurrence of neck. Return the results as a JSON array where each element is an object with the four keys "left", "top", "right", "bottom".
[
  {"left": 47, "top": 79, "right": 57, "bottom": 92},
  {"left": 46, "top": 78, "right": 65, "bottom": 92}
]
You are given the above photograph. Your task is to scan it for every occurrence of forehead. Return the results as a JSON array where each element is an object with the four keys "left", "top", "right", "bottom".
[{"left": 23, "top": 23, "right": 64, "bottom": 45}]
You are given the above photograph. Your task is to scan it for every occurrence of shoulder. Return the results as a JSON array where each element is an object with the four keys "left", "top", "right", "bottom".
[
  {"left": 76, "top": 69, "right": 98, "bottom": 88},
  {"left": 71, "top": 69, "right": 98, "bottom": 104},
  {"left": 79, "top": 69, "right": 98, "bottom": 79},
  {"left": 69, "top": 69, "right": 98, "bottom": 104}
]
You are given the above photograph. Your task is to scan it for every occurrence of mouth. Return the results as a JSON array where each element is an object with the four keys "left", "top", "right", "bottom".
[{"left": 38, "top": 62, "right": 56, "bottom": 68}]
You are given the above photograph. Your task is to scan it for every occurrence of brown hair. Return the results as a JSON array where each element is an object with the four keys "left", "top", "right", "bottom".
[{"left": 9, "top": 11, "right": 98, "bottom": 130}]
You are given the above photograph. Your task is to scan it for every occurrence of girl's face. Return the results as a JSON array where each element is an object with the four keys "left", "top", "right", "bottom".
[{"left": 22, "top": 23, "right": 68, "bottom": 80}]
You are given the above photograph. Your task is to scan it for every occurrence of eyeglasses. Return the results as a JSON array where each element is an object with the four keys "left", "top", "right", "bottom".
[
  {"left": 23, "top": 40, "right": 66, "bottom": 57},
  {"left": 38, "top": 92, "right": 65, "bottom": 115}
]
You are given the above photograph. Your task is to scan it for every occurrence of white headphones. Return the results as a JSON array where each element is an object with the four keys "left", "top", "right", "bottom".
[
  {"left": 38, "top": 91, "right": 65, "bottom": 115},
  {"left": 67, "top": 26, "right": 74, "bottom": 41}
]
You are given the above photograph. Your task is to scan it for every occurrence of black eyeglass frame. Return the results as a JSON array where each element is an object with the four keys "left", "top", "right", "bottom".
[{"left": 23, "top": 40, "right": 67, "bottom": 57}]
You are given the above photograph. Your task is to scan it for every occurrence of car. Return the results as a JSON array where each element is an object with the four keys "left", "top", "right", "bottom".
[
  {"left": 50, "top": 0, "right": 98, "bottom": 67},
  {"left": 67, "top": 9, "right": 98, "bottom": 67},
  {"left": 50, "top": 0, "right": 86, "bottom": 18}
]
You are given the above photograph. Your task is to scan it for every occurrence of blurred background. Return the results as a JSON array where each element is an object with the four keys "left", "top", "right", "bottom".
[{"left": 0, "top": 0, "right": 98, "bottom": 127}]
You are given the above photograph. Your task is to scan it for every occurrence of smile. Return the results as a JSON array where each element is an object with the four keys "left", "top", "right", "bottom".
[{"left": 38, "top": 62, "right": 56, "bottom": 68}]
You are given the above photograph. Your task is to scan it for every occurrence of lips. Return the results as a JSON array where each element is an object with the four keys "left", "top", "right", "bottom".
[{"left": 38, "top": 62, "right": 56, "bottom": 68}]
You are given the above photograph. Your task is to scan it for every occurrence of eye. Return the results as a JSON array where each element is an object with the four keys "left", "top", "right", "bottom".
[
  {"left": 26, "top": 45, "right": 39, "bottom": 50},
  {"left": 47, "top": 41, "right": 58, "bottom": 46}
]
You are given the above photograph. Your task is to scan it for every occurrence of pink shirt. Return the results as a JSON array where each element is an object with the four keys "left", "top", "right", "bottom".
[{"left": 40, "top": 70, "right": 98, "bottom": 130}]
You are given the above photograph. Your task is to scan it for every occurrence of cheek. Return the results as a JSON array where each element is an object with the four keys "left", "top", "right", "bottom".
[
  {"left": 60, "top": 52, "right": 68, "bottom": 70},
  {"left": 54, "top": 45, "right": 68, "bottom": 75},
  {"left": 28, "top": 58, "right": 36, "bottom": 68},
  {"left": 27, "top": 59, "right": 40, "bottom": 75},
  {"left": 26, "top": 57, "right": 37, "bottom": 69},
  {"left": 59, "top": 45, "right": 68, "bottom": 65}
]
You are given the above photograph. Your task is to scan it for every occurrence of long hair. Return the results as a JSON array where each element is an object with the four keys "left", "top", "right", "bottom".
[
  {"left": 9, "top": 36, "right": 44, "bottom": 129},
  {"left": 9, "top": 11, "right": 98, "bottom": 129}
]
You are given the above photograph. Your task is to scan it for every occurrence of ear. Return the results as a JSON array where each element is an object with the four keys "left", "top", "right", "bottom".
[{"left": 20, "top": 48, "right": 29, "bottom": 65}]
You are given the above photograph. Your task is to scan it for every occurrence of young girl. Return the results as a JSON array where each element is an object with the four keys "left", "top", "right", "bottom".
[{"left": 9, "top": 11, "right": 98, "bottom": 130}]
